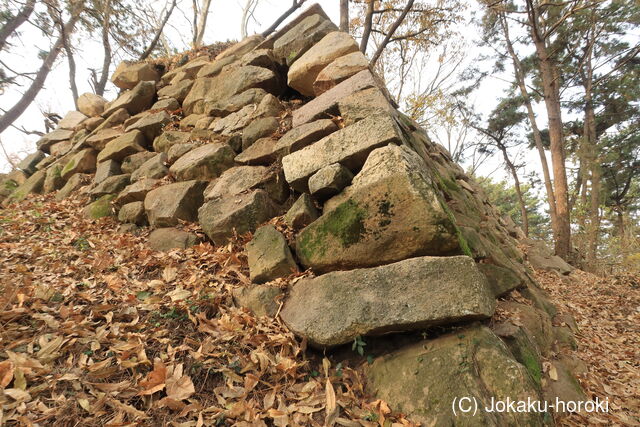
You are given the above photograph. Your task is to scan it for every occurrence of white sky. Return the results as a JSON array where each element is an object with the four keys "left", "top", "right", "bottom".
[{"left": 0, "top": 0, "right": 541, "bottom": 187}]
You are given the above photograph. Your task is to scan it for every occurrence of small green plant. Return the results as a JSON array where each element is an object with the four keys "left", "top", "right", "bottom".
[
  {"left": 352, "top": 336, "right": 367, "bottom": 356},
  {"left": 73, "top": 236, "right": 90, "bottom": 251},
  {"left": 363, "top": 412, "right": 379, "bottom": 422},
  {"left": 335, "top": 362, "right": 343, "bottom": 377}
]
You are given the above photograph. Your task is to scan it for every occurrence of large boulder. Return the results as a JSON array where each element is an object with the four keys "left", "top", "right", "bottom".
[
  {"left": 36, "top": 128, "right": 74, "bottom": 153},
  {"left": 77, "top": 93, "right": 107, "bottom": 116},
  {"left": 313, "top": 51, "right": 370, "bottom": 95},
  {"left": 157, "top": 79, "right": 194, "bottom": 102},
  {"left": 273, "top": 119, "right": 337, "bottom": 157},
  {"left": 204, "top": 165, "right": 287, "bottom": 203},
  {"left": 89, "top": 174, "right": 130, "bottom": 198},
  {"left": 308, "top": 163, "right": 353, "bottom": 200},
  {"left": 61, "top": 148, "right": 97, "bottom": 180},
  {"left": 57, "top": 111, "right": 87, "bottom": 130},
  {"left": 102, "top": 81, "right": 156, "bottom": 117},
  {"left": 118, "top": 201, "right": 146, "bottom": 225},
  {"left": 56, "top": 173, "right": 90, "bottom": 200},
  {"left": 183, "top": 66, "right": 282, "bottom": 115},
  {"left": 296, "top": 145, "right": 460, "bottom": 273},
  {"left": 17, "top": 151, "right": 46, "bottom": 175},
  {"left": 247, "top": 225, "right": 298, "bottom": 283},
  {"left": 198, "top": 189, "right": 279, "bottom": 244},
  {"left": 9, "top": 169, "right": 46, "bottom": 201},
  {"left": 114, "top": 178, "right": 159, "bottom": 207},
  {"left": 272, "top": 14, "right": 337, "bottom": 66},
  {"left": 97, "top": 131, "right": 146, "bottom": 163},
  {"left": 232, "top": 284, "right": 282, "bottom": 317},
  {"left": 149, "top": 228, "right": 200, "bottom": 251},
  {"left": 282, "top": 114, "right": 403, "bottom": 191},
  {"left": 111, "top": 62, "right": 160, "bottom": 90},
  {"left": 281, "top": 256, "right": 495, "bottom": 348},
  {"left": 94, "top": 159, "right": 121, "bottom": 185},
  {"left": 153, "top": 131, "right": 191, "bottom": 153},
  {"left": 287, "top": 31, "right": 359, "bottom": 96},
  {"left": 121, "top": 151, "right": 156, "bottom": 174},
  {"left": 169, "top": 143, "right": 236, "bottom": 181},
  {"left": 144, "top": 180, "right": 206, "bottom": 227},
  {"left": 130, "top": 153, "right": 168, "bottom": 181},
  {"left": 284, "top": 193, "right": 319, "bottom": 229},
  {"left": 367, "top": 326, "right": 546, "bottom": 426},
  {"left": 85, "top": 128, "right": 123, "bottom": 151},
  {"left": 124, "top": 110, "right": 170, "bottom": 142}
]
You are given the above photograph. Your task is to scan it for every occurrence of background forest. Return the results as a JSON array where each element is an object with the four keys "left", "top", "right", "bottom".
[{"left": 1, "top": 0, "right": 639, "bottom": 273}]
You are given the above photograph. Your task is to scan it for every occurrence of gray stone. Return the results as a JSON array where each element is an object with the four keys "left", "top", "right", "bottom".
[
  {"left": 198, "top": 189, "right": 279, "bottom": 244},
  {"left": 338, "top": 86, "right": 396, "bottom": 126},
  {"left": 114, "top": 178, "right": 158, "bottom": 207},
  {"left": 273, "top": 119, "right": 337, "bottom": 157},
  {"left": 281, "top": 256, "right": 495, "bottom": 348},
  {"left": 167, "top": 143, "right": 196, "bottom": 163},
  {"left": 215, "top": 34, "right": 263, "bottom": 61},
  {"left": 124, "top": 110, "right": 170, "bottom": 142},
  {"left": 84, "top": 194, "right": 116, "bottom": 219},
  {"left": 240, "top": 49, "right": 276, "bottom": 69},
  {"left": 118, "top": 201, "right": 146, "bottom": 225},
  {"left": 57, "top": 111, "right": 88, "bottom": 130},
  {"left": 86, "top": 128, "right": 123, "bottom": 151},
  {"left": 204, "top": 165, "right": 288, "bottom": 203},
  {"left": 234, "top": 137, "right": 278, "bottom": 165},
  {"left": 121, "top": 151, "right": 156, "bottom": 174},
  {"left": 18, "top": 151, "right": 46, "bottom": 175},
  {"left": 183, "top": 66, "right": 282, "bottom": 115},
  {"left": 153, "top": 131, "right": 191, "bottom": 153},
  {"left": 49, "top": 140, "right": 73, "bottom": 157},
  {"left": 130, "top": 153, "right": 168, "bottom": 181},
  {"left": 83, "top": 117, "right": 105, "bottom": 132},
  {"left": 102, "top": 81, "right": 156, "bottom": 117},
  {"left": 288, "top": 31, "right": 359, "bottom": 96},
  {"left": 284, "top": 194, "right": 319, "bottom": 229},
  {"left": 94, "top": 159, "right": 122, "bottom": 185},
  {"left": 97, "top": 131, "right": 146, "bottom": 163},
  {"left": 169, "top": 143, "right": 236, "bottom": 180},
  {"left": 96, "top": 108, "right": 129, "bottom": 131},
  {"left": 144, "top": 180, "right": 206, "bottom": 227},
  {"left": 36, "top": 128, "right": 74, "bottom": 153},
  {"left": 313, "top": 51, "right": 369, "bottom": 95},
  {"left": 149, "top": 228, "right": 200, "bottom": 251},
  {"left": 77, "top": 93, "right": 107, "bottom": 116},
  {"left": 308, "top": 163, "right": 353, "bottom": 200},
  {"left": 157, "top": 79, "right": 194, "bottom": 102},
  {"left": 242, "top": 117, "right": 280, "bottom": 150},
  {"left": 43, "top": 164, "right": 65, "bottom": 194},
  {"left": 55, "top": 173, "right": 91, "bottom": 200},
  {"left": 151, "top": 97, "right": 180, "bottom": 111},
  {"left": 90, "top": 174, "right": 130, "bottom": 198},
  {"left": 232, "top": 284, "right": 283, "bottom": 317},
  {"left": 247, "top": 225, "right": 298, "bottom": 283},
  {"left": 111, "top": 61, "right": 160, "bottom": 89},
  {"left": 282, "top": 114, "right": 403, "bottom": 191},
  {"left": 9, "top": 170, "right": 46, "bottom": 200},
  {"left": 296, "top": 145, "right": 460, "bottom": 273},
  {"left": 478, "top": 263, "right": 523, "bottom": 297},
  {"left": 273, "top": 14, "right": 337, "bottom": 66},
  {"left": 61, "top": 148, "right": 97, "bottom": 180},
  {"left": 204, "top": 88, "right": 268, "bottom": 117},
  {"left": 196, "top": 55, "right": 237, "bottom": 78},
  {"left": 292, "top": 70, "right": 377, "bottom": 127},
  {"left": 367, "top": 326, "right": 545, "bottom": 426}
]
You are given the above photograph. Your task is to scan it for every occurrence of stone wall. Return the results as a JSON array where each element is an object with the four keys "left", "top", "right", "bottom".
[{"left": 0, "top": 4, "right": 585, "bottom": 424}]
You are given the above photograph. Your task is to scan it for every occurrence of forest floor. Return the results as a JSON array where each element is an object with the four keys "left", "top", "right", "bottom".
[{"left": 0, "top": 194, "right": 638, "bottom": 426}]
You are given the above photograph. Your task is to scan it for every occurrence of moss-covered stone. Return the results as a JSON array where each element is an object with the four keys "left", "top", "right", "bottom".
[{"left": 84, "top": 194, "right": 116, "bottom": 219}]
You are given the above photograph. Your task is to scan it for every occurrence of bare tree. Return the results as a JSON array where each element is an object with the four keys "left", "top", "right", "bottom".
[
  {"left": 369, "top": 0, "right": 414, "bottom": 66},
  {"left": 0, "top": 0, "right": 36, "bottom": 52},
  {"left": 140, "top": 0, "right": 177, "bottom": 60},
  {"left": 240, "top": 0, "right": 260, "bottom": 38},
  {"left": 193, "top": 0, "right": 213, "bottom": 48},
  {"left": 0, "top": 3, "right": 83, "bottom": 135},
  {"left": 340, "top": 0, "right": 349, "bottom": 32},
  {"left": 359, "top": 0, "right": 374, "bottom": 52},
  {"left": 261, "top": 0, "right": 307, "bottom": 38}
]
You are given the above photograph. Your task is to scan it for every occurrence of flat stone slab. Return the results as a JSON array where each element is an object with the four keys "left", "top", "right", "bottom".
[
  {"left": 281, "top": 256, "right": 495, "bottom": 348},
  {"left": 282, "top": 114, "right": 403, "bottom": 191},
  {"left": 169, "top": 143, "right": 236, "bottom": 180},
  {"left": 247, "top": 225, "right": 298, "bottom": 283},
  {"left": 144, "top": 180, "right": 206, "bottom": 227}
]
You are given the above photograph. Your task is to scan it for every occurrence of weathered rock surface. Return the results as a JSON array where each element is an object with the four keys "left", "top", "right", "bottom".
[
  {"left": 90, "top": 174, "right": 130, "bottom": 198},
  {"left": 121, "top": 151, "right": 156, "bottom": 174},
  {"left": 86, "top": 128, "right": 123, "bottom": 151},
  {"left": 125, "top": 110, "right": 170, "bottom": 142},
  {"left": 18, "top": 151, "right": 46, "bottom": 175},
  {"left": 58, "top": 111, "right": 88, "bottom": 130},
  {"left": 281, "top": 256, "right": 495, "bottom": 347},
  {"left": 247, "top": 225, "right": 298, "bottom": 283},
  {"left": 367, "top": 326, "right": 545, "bottom": 426},
  {"left": 308, "top": 163, "right": 353, "bottom": 199},
  {"left": 118, "top": 201, "right": 146, "bottom": 225},
  {"left": 61, "top": 149, "right": 97, "bottom": 180},
  {"left": 338, "top": 86, "right": 396, "bottom": 126},
  {"left": 94, "top": 159, "right": 122, "bottom": 185},
  {"left": 130, "top": 153, "right": 168, "bottom": 181},
  {"left": 235, "top": 137, "right": 278, "bottom": 165},
  {"left": 296, "top": 145, "right": 460, "bottom": 273},
  {"left": 198, "top": 189, "right": 278, "bottom": 244},
  {"left": 169, "top": 143, "right": 235, "bottom": 180},
  {"left": 149, "top": 228, "right": 200, "bottom": 251},
  {"left": 114, "top": 178, "right": 158, "bottom": 207},
  {"left": 288, "top": 31, "right": 359, "bottom": 96},
  {"left": 313, "top": 51, "right": 369, "bottom": 95},
  {"left": 153, "top": 131, "right": 191, "bottom": 153},
  {"left": 478, "top": 263, "right": 523, "bottom": 297},
  {"left": 157, "top": 79, "right": 194, "bottom": 102},
  {"left": 56, "top": 173, "right": 90, "bottom": 200},
  {"left": 144, "top": 180, "right": 206, "bottom": 227},
  {"left": 36, "top": 128, "right": 74, "bottom": 153},
  {"left": 167, "top": 143, "right": 196, "bottom": 163},
  {"left": 111, "top": 62, "right": 160, "bottom": 89},
  {"left": 103, "top": 81, "right": 156, "bottom": 117},
  {"left": 284, "top": 193, "right": 319, "bottom": 229},
  {"left": 204, "top": 165, "right": 287, "bottom": 202},
  {"left": 78, "top": 93, "right": 107, "bottom": 116},
  {"left": 84, "top": 194, "right": 116, "bottom": 219},
  {"left": 242, "top": 117, "right": 279, "bottom": 150},
  {"left": 9, "top": 169, "right": 46, "bottom": 201},
  {"left": 282, "top": 114, "right": 402, "bottom": 191},
  {"left": 272, "top": 14, "right": 337, "bottom": 66},
  {"left": 97, "top": 131, "right": 146, "bottom": 163},
  {"left": 232, "top": 284, "right": 282, "bottom": 317}
]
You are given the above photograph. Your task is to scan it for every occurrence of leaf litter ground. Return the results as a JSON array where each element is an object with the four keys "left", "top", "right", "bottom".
[{"left": 1, "top": 194, "right": 639, "bottom": 426}]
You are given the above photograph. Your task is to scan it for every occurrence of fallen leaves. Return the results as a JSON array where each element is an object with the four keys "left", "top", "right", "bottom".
[{"left": 0, "top": 194, "right": 413, "bottom": 425}]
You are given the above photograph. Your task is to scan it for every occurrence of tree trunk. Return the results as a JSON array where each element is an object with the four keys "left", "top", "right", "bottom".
[
  {"left": 499, "top": 144, "right": 529, "bottom": 236},
  {"left": 584, "top": 83, "right": 600, "bottom": 269},
  {"left": 499, "top": 13, "right": 558, "bottom": 239},
  {"left": 140, "top": 0, "right": 177, "bottom": 60},
  {"left": 62, "top": 28, "right": 79, "bottom": 109},
  {"left": 194, "top": 0, "right": 212, "bottom": 48},
  {"left": 0, "top": 0, "right": 36, "bottom": 52},
  {"left": 369, "top": 0, "right": 415, "bottom": 67},
  {"left": 340, "top": 0, "right": 349, "bottom": 32},
  {"left": 95, "top": 0, "right": 112, "bottom": 96},
  {"left": 527, "top": 2, "right": 571, "bottom": 259},
  {"left": 359, "top": 0, "right": 374, "bottom": 53},
  {"left": 261, "top": 0, "right": 306, "bottom": 38},
  {"left": 0, "top": 11, "right": 81, "bottom": 135}
]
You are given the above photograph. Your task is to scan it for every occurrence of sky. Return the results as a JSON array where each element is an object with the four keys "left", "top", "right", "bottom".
[{"left": 0, "top": 0, "right": 526, "bottom": 185}]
